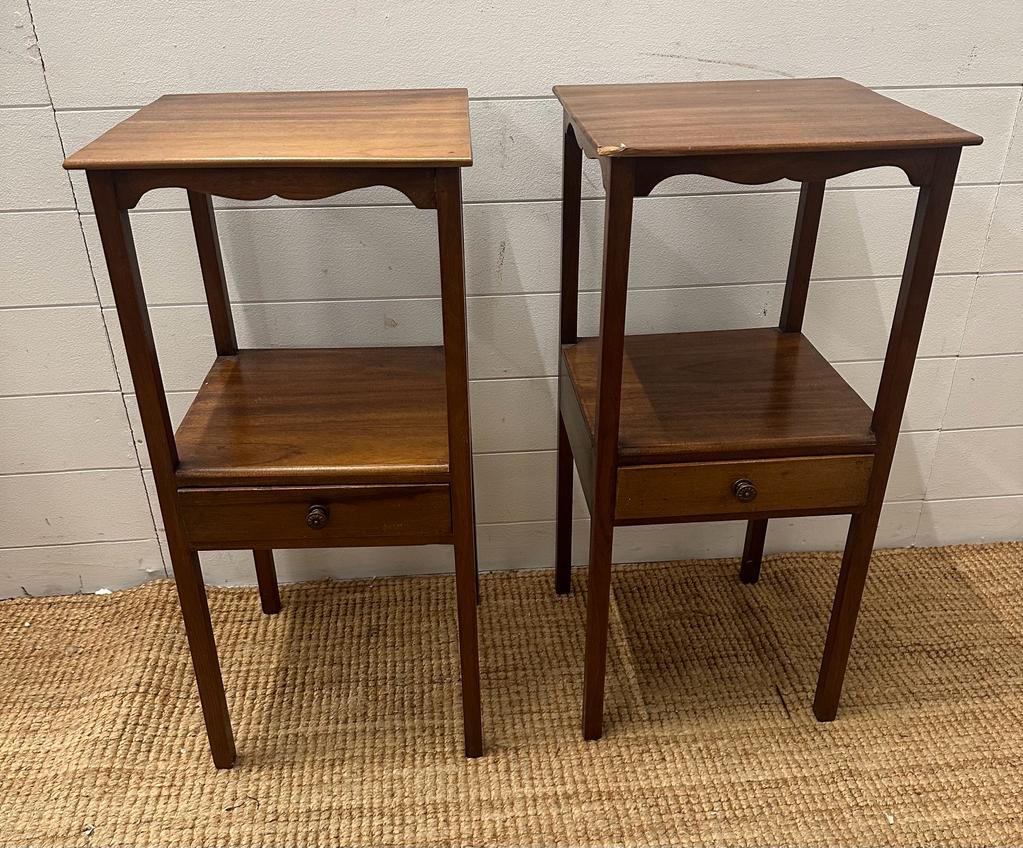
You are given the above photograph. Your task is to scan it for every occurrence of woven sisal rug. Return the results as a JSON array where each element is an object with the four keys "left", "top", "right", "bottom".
[{"left": 1, "top": 542, "right": 1021, "bottom": 846}]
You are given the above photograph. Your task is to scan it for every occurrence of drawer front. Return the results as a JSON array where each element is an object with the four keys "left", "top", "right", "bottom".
[
  {"left": 177, "top": 484, "right": 452, "bottom": 549},
  {"left": 615, "top": 454, "right": 873, "bottom": 523}
]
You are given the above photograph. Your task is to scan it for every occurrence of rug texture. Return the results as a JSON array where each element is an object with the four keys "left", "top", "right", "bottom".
[{"left": 0, "top": 542, "right": 1021, "bottom": 847}]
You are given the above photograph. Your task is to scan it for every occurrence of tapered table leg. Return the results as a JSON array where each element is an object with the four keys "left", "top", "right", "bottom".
[
  {"left": 581, "top": 505, "right": 615, "bottom": 740},
  {"left": 555, "top": 122, "right": 583, "bottom": 596},
  {"left": 581, "top": 159, "right": 635, "bottom": 741},
  {"left": 555, "top": 416, "right": 575, "bottom": 595},
  {"left": 813, "top": 511, "right": 877, "bottom": 720},
  {"left": 253, "top": 549, "right": 281, "bottom": 614},
  {"left": 171, "top": 546, "right": 236, "bottom": 768},
  {"left": 814, "top": 149, "right": 959, "bottom": 720},
  {"left": 749, "top": 181, "right": 827, "bottom": 586},
  {"left": 437, "top": 168, "right": 483, "bottom": 757},
  {"left": 740, "top": 520, "right": 768, "bottom": 584}
]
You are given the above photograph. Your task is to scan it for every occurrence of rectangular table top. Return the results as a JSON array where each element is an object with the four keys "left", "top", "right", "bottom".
[
  {"left": 63, "top": 89, "right": 473, "bottom": 170},
  {"left": 554, "top": 78, "right": 982, "bottom": 158}
]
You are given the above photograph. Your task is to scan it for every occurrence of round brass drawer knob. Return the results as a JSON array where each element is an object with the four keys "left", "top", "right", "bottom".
[
  {"left": 306, "top": 505, "right": 330, "bottom": 529},
  {"left": 732, "top": 479, "right": 758, "bottom": 503}
]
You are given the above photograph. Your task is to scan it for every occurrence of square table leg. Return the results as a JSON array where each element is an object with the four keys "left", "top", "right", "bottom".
[
  {"left": 581, "top": 160, "right": 635, "bottom": 742},
  {"left": 814, "top": 148, "right": 960, "bottom": 720},
  {"left": 252, "top": 550, "right": 282, "bottom": 615},
  {"left": 91, "top": 170, "right": 237, "bottom": 768},
  {"left": 169, "top": 544, "right": 237, "bottom": 768},
  {"left": 186, "top": 192, "right": 282, "bottom": 619},
  {"left": 740, "top": 520, "right": 769, "bottom": 584},
  {"left": 437, "top": 168, "right": 483, "bottom": 757},
  {"left": 556, "top": 122, "right": 583, "bottom": 596},
  {"left": 741, "top": 179, "right": 826, "bottom": 585}
]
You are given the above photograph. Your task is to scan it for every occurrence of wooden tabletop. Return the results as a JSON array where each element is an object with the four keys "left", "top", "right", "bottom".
[
  {"left": 554, "top": 78, "right": 982, "bottom": 158},
  {"left": 63, "top": 89, "right": 472, "bottom": 170}
]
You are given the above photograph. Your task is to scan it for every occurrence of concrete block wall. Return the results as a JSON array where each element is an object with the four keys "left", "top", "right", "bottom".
[{"left": 2, "top": 0, "right": 1020, "bottom": 596}]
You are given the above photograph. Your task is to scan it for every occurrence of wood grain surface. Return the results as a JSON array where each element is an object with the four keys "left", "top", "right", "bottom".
[
  {"left": 554, "top": 78, "right": 982, "bottom": 158},
  {"left": 64, "top": 89, "right": 472, "bottom": 169},
  {"left": 562, "top": 328, "right": 877, "bottom": 464},
  {"left": 174, "top": 347, "right": 450, "bottom": 487}
]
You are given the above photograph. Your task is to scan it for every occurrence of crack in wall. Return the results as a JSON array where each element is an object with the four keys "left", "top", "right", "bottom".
[{"left": 641, "top": 51, "right": 795, "bottom": 78}]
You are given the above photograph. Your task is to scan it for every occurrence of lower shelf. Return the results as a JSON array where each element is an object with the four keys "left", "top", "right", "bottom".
[
  {"left": 559, "top": 328, "right": 879, "bottom": 524},
  {"left": 174, "top": 347, "right": 451, "bottom": 488},
  {"left": 561, "top": 328, "right": 877, "bottom": 464}
]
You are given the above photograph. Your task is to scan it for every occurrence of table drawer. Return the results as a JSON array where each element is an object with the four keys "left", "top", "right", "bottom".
[
  {"left": 615, "top": 454, "right": 873, "bottom": 523},
  {"left": 177, "top": 484, "right": 452, "bottom": 549}
]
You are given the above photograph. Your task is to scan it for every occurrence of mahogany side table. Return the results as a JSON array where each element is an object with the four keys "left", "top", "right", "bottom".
[
  {"left": 64, "top": 89, "right": 483, "bottom": 765},
  {"left": 552, "top": 78, "right": 982, "bottom": 740}
]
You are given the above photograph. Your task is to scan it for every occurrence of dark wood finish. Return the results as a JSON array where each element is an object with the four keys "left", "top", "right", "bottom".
[
  {"left": 174, "top": 348, "right": 450, "bottom": 488},
  {"left": 252, "top": 550, "right": 281, "bottom": 614},
  {"left": 814, "top": 147, "right": 962, "bottom": 721},
  {"left": 739, "top": 521, "right": 768, "bottom": 584},
  {"left": 555, "top": 418, "right": 575, "bottom": 595},
  {"left": 186, "top": 191, "right": 236, "bottom": 355},
  {"left": 553, "top": 80, "right": 976, "bottom": 741},
  {"left": 559, "top": 359, "right": 596, "bottom": 513},
  {"left": 89, "top": 169, "right": 236, "bottom": 768},
  {"left": 178, "top": 484, "right": 452, "bottom": 548},
  {"left": 582, "top": 158, "right": 635, "bottom": 741},
  {"left": 171, "top": 549, "right": 236, "bottom": 767},
  {"left": 614, "top": 455, "right": 873, "bottom": 522},
  {"left": 188, "top": 190, "right": 283, "bottom": 612},
  {"left": 553, "top": 79, "right": 981, "bottom": 159},
  {"left": 435, "top": 168, "right": 483, "bottom": 757},
  {"left": 555, "top": 123, "right": 584, "bottom": 595},
  {"left": 779, "top": 181, "right": 827, "bottom": 333},
  {"left": 113, "top": 167, "right": 440, "bottom": 211},
  {"left": 633, "top": 147, "right": 938, "bottom": 194},
  {"left": 558, "top": 123, "right": 583, "bottom": 347},
  {"left": 63, "top": 90, "right": 473, "bottom": 170},
  {"left": 74, "top": 90, "right": 482, "bottom": 766},
  {"left": 562, "top": 330, "right": 876, "bottom": 465}
]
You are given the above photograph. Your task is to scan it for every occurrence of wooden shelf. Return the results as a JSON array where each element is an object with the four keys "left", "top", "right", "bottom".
[
  {"left": 561, "top": 328, "right": 876, "bottom": 464},
  {"left": 554, "top": 78, "right": 981, "bottom": 158},
  {"left": 175, "top": 347, "right": 450, "bottom": 488},
  {"left": 62, "top": 89, "right": 472, "bottom": 170}
]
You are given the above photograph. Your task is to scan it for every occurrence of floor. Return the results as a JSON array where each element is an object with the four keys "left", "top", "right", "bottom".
[{"left": 1, "top": 542, "right": 1021, "bottom": 846}]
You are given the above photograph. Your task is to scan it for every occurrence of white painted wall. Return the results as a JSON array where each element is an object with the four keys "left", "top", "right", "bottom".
[{"left": 1, "top": 0, "right": 1021, "bottom": 597}]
